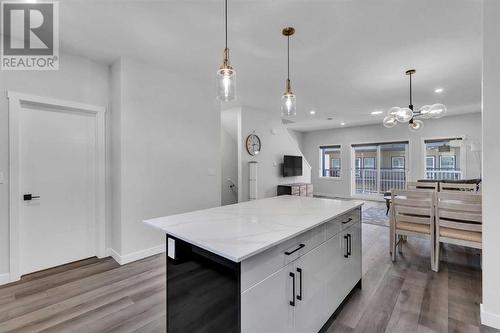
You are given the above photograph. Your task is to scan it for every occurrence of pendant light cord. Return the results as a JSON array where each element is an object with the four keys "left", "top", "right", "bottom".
[
  {"left": 287, "top": 35, "right": 290, "bottom": 80},
  {"left": 225, "top": 0, "right": 228, "bottom": 49}
]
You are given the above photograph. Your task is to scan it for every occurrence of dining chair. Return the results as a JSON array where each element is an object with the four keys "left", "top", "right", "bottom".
[
  {"left": 390, "top": 189, "right": 436, "bottom": 270},
  {"left": 439, "top": 182, "right": 478, "bottom": 192},
  {"left": 406, "top": 181, "right": 438, "bottom": 191},
  {"left": 434, "top": 191, "right": 482, "bottom": 272}
]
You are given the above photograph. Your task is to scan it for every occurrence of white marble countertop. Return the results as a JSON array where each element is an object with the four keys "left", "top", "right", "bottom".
[{"left": 144, "top": 196, "right": 363, "bottom": 262}]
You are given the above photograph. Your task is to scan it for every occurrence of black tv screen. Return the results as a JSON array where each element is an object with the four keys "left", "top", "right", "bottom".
[{"left": 283, "top": 155, "right": 302, "bottom": 177}]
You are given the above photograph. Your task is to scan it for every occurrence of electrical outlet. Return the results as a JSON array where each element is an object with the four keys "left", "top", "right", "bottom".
[{"left": 0, "top": 171, "right": 4, "bottom": 184}]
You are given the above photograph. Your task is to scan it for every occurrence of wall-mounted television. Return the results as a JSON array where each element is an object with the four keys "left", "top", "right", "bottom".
[{"left": 283, "top": 155, "right": 302, "bottom": 177}]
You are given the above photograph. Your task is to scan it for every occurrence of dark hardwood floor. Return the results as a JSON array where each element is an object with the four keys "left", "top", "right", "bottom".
[{"left": 0, "top": 223, "right": 496, "bottom": 333}]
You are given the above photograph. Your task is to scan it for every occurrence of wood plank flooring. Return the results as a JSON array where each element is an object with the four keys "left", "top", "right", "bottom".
[{"left": 0, "top": 223, "right": 496, "bottom": 333}]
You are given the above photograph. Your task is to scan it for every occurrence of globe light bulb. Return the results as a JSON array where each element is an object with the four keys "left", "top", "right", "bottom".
[
  {"left": 383, "top": 116, "right": 397, "bottom": 128},
  {"left": 396, "top": 107, "right": 413, "bottom": 123},
  {"left": 428, "top": 103, "right": 447, "bottom": 119},
  {"left": 419, "top": 105, "right": 432, "bottom": 119},
  {"left": 409, "top": 119, "right": 424, "bottom": 132},
  {"left": 387, "top": 106, "right": 401, "bottom": 117}
]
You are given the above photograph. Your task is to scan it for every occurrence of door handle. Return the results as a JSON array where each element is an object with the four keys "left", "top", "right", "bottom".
[
  {"left": 347, "top": 234, "right": 352, "bottom": 256},
  {"left": 23, "top": 194, "right": 40, "bottom": 201},
  {"left": 296, "top": 268, "right": 303, "bottom": 301},
  {"left": 344, "top": 235, "right": 349, "bottom": 258},
  {"left": 341, "top": 217, "right": 353, "bottom": 224},
  {"left": 289, "top": 272, "right": 296, "bottom": 306},
  {"left": 285, "top": 244, "right": 305, "bottom": 255}
]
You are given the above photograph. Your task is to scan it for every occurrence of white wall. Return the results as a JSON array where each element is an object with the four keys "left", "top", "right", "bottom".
[
  {"left": 481, "top": 0, "right": 500, "bottom": 328},
  {"left": 110, "top": 57, "right": 221, "bottom": 260},
  {"left": 0, "top": 53, "right": 109, "bottom": 276},
  {"left": 287, "top": 129, "right": 305, "bottom": 153},
  {"left": 221, "top": 110, "right": 239, "bottom": 205},
  {"left": 301, "top": 113, "right": 482, "bottom": 198},
  {"left": 239, "top": 108, "right": 311, "bottom": 201}
]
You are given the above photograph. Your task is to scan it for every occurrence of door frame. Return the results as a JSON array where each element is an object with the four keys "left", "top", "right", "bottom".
[{"left": 8, "top": 91, "right": 106, "bottom": 282}]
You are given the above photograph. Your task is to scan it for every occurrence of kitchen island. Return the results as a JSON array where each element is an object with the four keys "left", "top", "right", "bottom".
[{"left": 144, "top": 195, "right": 363, "bottom": 333}]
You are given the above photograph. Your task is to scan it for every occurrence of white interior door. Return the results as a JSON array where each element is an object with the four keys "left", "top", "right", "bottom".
[{"left": 18, "top": 103, "right": 98, "bottom": 275}]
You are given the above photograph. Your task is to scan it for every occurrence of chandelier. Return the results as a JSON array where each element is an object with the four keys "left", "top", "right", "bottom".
[{"left": 383, "top": 69, "right": 447, "bottom": 132}]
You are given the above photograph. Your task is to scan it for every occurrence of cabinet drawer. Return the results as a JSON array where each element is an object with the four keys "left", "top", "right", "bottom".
[
  {"left": 299, "top": 185, "right": 307, "bottom": 196},
  {"left": 241, "top": 224, "right": 326, "bottom": 292},
  {"left": 325, "top": 208, "right": 361, "bottom": 239}
]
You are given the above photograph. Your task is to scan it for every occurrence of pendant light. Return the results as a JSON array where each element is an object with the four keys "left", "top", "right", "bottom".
[
  {"left": 281, "top": 27, "right": 296, "bottom": 117},
  {"left": 383, "top": 69, "right": 447, "bottom": 131},
  {"left": 217, "top": 0, "right": 236, "bottom": 101}
]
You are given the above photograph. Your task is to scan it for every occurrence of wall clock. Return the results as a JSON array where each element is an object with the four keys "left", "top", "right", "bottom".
[{"left": 246, "top": 133, "right": 262, "bottom": 156}]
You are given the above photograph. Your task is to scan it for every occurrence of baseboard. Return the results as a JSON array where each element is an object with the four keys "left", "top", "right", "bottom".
[
  {"left": 481, "top": 304, "right": 500, "bottom": 329},
  {"left": 107, "top": 244, "right": 166, "bottom": 265},
  {"left": 0, "top": 273, "right": 10, "bottom": 286}
]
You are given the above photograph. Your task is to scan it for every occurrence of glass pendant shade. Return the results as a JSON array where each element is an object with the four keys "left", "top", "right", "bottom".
[
  {"left": 383, "top": 116, "right": 397, "bottom": 128},
  {"left": 217, "top": 67, "right": 236, "bottom": 102},
  {"left": 429, "top": 103, "right": 447, "bottom": 119},
  {"left": 396, "top": 107, "right": 413, "bottom": 123},
  {"left": 387, "top": 106, "right": 401, "bottom": 117},
  {"left": 281, "top": 92, "right": 297, "bottom": 117},
  {"left": 418, "top": 105, "right": 432, "bottom": 119},
  {"left": 408, "top": 119, "right": 424, "bottom": 132}
]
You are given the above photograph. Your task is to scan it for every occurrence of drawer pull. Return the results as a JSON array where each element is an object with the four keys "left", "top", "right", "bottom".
[
  {"left": 296, "top": 268, "right": 303, "bottom": 301},
  {"left": 285, "top": 244, "right": 305, "bottom": 255},
  {"left": 342, "top": 217, "right": 353, "bottom": 224},
  {"left": 289, "top": 272, "right": 296, "bottom": 306}
]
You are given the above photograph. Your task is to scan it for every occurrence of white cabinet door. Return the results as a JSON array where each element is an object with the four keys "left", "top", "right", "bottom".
[
  {"left": 323, "top": 232, "right": 347, "bottom": 317},
  {"left": 338, "top": 221, "right": 362, "bottom": 296},
  {"left": 241, "top": 266, "right": 294, "bottom": 333},
  {"left": 294, "top": 242, "right": 329, "bottom": 333}
]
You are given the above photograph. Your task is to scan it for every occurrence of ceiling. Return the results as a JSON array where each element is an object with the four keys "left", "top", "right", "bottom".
[{"left": 58, "top": 0, "right": 482, "bottom": 131}]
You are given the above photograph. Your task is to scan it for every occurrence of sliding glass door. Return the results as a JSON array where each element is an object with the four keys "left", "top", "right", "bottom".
[{"left": 352, "top": 141, "right": 409, "bottom": 197}]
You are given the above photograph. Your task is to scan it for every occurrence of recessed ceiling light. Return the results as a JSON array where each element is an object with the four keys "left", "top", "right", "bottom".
[
  {"left": 434, "top": 88, "right": 444, "bottom": 93},
  {"left": 371, "top": 110, "right": 383, "bottom": 115},
  {"left": 309, "top": 110, "right": 316, "bottom": 115},
  {"left": 340, "top": 122, "right": 346, "bottom": 126}
]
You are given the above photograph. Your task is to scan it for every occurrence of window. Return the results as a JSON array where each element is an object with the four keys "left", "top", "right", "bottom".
[
  {"left": 426, "top": 156, "right": 436, "bottom": 170},
  {"left": 320, "top": 145, "right": 341, "bottom": 178},
  {"left": 424, "top": 138, "right": 462, "bottom": 180},
  {"left": 391, "top": 156, "right": 405, "bottom": 169},
  {"left": 363, "top": 157, "right": 376, "bottom": 169},
  {"left": 355, "top": 158, "right": 361, "bottom": 169},
  {"left": 439, "top": 155, "right": 456, "bottom": 169}
]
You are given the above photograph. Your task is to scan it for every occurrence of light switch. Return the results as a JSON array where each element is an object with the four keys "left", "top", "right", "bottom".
[
  {"left": 0, "top": 172, "right": 4, "bottom": 184},
  {"left": 207, "top": 168, "right": 216, "bottom": 176}
]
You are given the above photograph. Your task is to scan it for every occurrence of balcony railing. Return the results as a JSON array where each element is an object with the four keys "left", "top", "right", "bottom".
[
  {"left": 323, "top": 168, "right": 341, "bottom": 178},
  {"left": 355, "top": 168, "right": 406, "bottom": 194},
  {"left": 425, "top": 169, "right": 462, "bottom": 181}
]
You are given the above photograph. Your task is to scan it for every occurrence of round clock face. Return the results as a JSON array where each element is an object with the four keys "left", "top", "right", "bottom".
[{"left": 246, "top": 134, "right": 261, "bottom": 156}]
